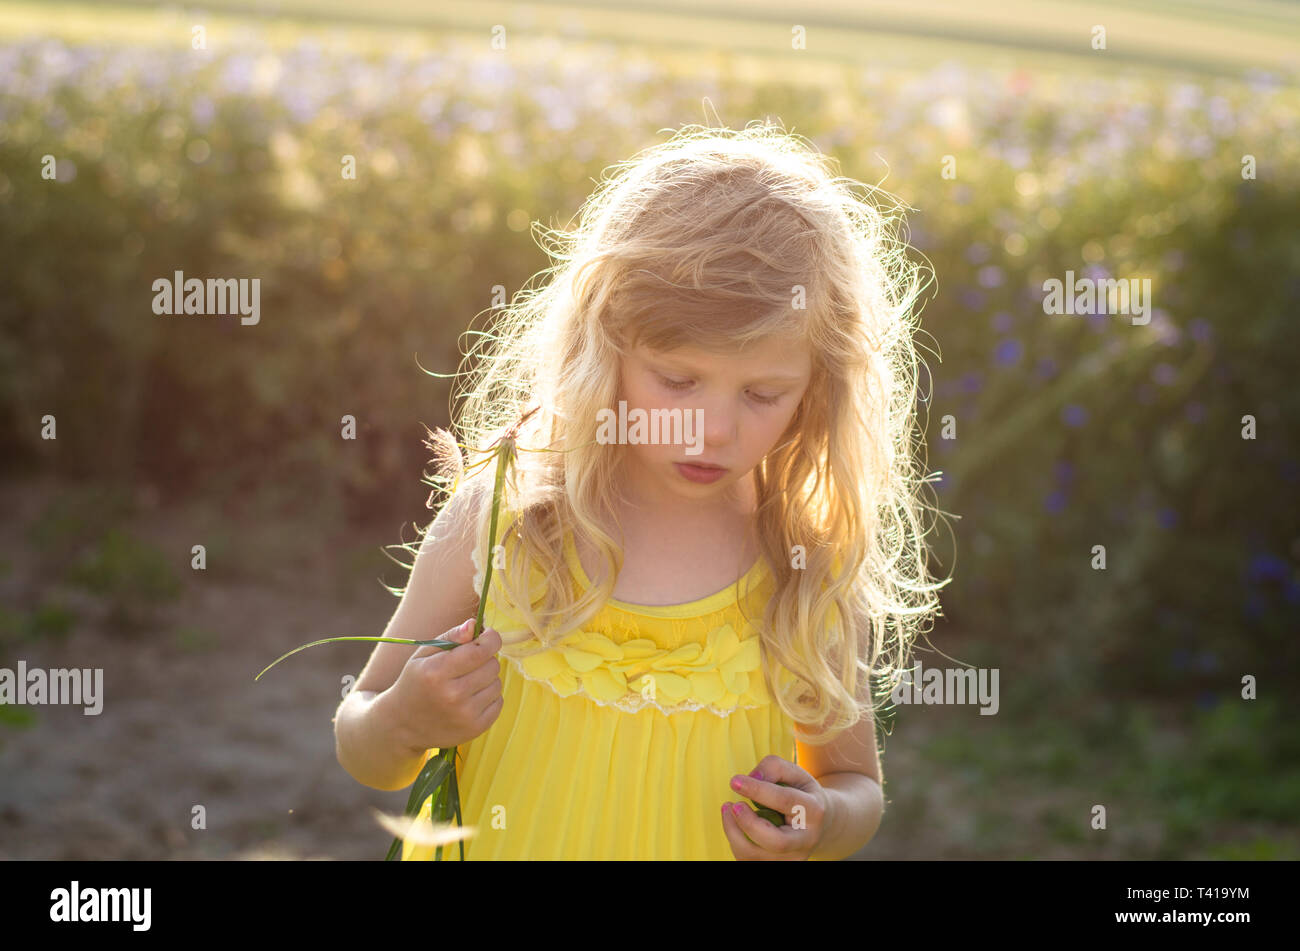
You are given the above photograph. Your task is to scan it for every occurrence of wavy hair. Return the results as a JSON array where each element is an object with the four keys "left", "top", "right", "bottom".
[{"left": 403, "top": 120, "right": 950, "bottom": 746}]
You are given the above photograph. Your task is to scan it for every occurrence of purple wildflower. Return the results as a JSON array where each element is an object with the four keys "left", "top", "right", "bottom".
[{"left": 994, "top": 338, "right": 1023, "bottom": 366}]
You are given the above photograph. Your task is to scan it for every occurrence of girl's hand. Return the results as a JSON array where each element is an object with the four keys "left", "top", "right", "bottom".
[
  {"left": 386, "top": 618, "right": 504, "bottom": 752},
  {"left": 721, "top": 754, "right": 831, "bottom": 861}
]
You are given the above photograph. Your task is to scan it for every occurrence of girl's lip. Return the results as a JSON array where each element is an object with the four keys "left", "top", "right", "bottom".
[
  {"left": 680, "top": 462, "right": 727, "bottom": 470},
  {"left": 675, "top": 462, "right": 729, "bottom": 484}
]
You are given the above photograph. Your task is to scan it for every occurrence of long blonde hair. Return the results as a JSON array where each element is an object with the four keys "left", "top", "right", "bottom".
[{"left": 409, "top": 121, "right": 950, "bottom": 745}]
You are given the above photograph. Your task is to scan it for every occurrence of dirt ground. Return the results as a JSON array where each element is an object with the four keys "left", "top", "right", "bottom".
[
  {"left": 0, "top": 474, "right": 951, "bottom": 861},
  {"left": 0, "top": 475, "right": 419, "bottom": 860}
]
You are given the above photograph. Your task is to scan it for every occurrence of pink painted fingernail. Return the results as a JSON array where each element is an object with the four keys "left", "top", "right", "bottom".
[
  {"left": 749, "top": 768, "right": 763, "bottom": 780},
  {"left": 731, "top": 803, "right": 744, "bottom": 817}
]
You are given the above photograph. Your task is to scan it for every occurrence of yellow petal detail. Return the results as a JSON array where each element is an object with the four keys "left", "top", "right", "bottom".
[
  {"left": 583, "top": 667, "right": 627, "bottom": 701},
  {"left": 721, "top": 636, "right": 761, "bottom": 678},
  {"left": 519, "top": 649, "right": 569, "bottom": 680},
  {"left": 573, "top": 634, "right": 623, "bottom": 660},
  {"left": 552, "top": 670, "right": 580, "bottom": 696},
  {"left": 691, "top": 671, "right": 726, "bottom": 704},
  {"left": 660, "top": 643, "right": 703, "bottom": 665},
  {"left": 560, "top": 647, "right": 604, "bottom": 672},
  {"left": 619, "top": 639, "right": 660, "bottom": 660},
  {"left": 651, "top": 672, "right": 691, "bottom": 701},
  {"left": 712, "top": 624, "right": 740, "bottom": 663},
  {"left": 725, "top": 670, "right": 749, "bottom": 696},
  {"left": 508, "top": 622, "right": 770, "bottom": 712}
]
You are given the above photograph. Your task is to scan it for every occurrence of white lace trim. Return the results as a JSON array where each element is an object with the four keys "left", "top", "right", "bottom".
[{"left": 499, "top": 650, "right": 767, "bottom": 719}]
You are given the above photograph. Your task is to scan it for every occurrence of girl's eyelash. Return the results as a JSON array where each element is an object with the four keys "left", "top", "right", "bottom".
[{"left": 657, "top": 375, "right": 781, "bottom": 405}]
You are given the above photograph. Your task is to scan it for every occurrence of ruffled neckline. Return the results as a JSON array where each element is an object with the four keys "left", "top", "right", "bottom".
[{"left": 562, "top": 530, "right": 769, "bottom": 618}]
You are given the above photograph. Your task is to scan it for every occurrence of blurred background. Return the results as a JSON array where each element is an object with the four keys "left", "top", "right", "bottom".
[{"left": 1, "top": 0, "right": 1298, "bottom": 860}]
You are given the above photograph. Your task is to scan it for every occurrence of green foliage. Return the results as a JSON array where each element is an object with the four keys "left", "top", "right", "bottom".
[
  {"left": 1206, "top": 837, "right": 1299, "bottom": 861},
  {"left": 24, "top": 486, "right": 135, "bottom": 558},
  {"left": 174, "top": 625, "right": 221, "bottom": 652},
  {"left": 1, "top": 34, "right": 1293, "bottom": 686},
  {"left": 0, "top": 704, "right": 38, "bottom": 730},
  {"left": 0, "top": 598, "right": 77, "bottom": 648},
  {"left": 1145, "top": 699, "right": 1300, "bottom": 826},
  {"left": 0, "top": 605, "right": 24, "bottom": 648},
  {"left": 1039, "top": 805, "right": 1088, "bottom": 845},
  {"left": 25, "top": 598, "right": 77, "bottom": 641},
  {"left": 67, "top": 528, "right": 182, "bottom": 604}
]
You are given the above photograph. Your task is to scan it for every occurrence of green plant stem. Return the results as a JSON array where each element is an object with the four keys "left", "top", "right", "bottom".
[
  {"left": 255, "top": 636, "right": 457, "bottom": 681},
  {"left": 385, "top": 438, "right": 512, "bottom": 860},
  {"left": 258, "top": 431, "right": 516, "bottom": 861}
]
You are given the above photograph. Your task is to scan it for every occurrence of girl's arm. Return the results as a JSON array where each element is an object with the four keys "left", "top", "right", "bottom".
[
  {"left": 333, "top": 478, "right": 486, "bottom": 791},
  {"left": 795, "top": 707, "right": 885, "bottom": 860},
  {"left": 809, "top": 771, "right": 884, "bottom": 861},
  {"left": 333, "top": 686, "right": 430, "bottom": 792}
]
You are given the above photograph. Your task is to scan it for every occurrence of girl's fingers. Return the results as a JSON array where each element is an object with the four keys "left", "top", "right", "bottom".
[
  {"left": 458, "top": 654, "right": 503, "bottom": 693},
  {"left": 468, "top": 674, "right": 503, "bottom": 713},
  {"left": 720, "top": 803, "right": 760, "bottom": 859},
  {"left": 410, "top": 620, "right": 473, "bottom": 659},
  {"left": 450, "top": 619, "right": 477, "bottom": 642},
  {"left": 413, "top": 619, "right": 485, "bottom": 660},
  {"left": 476, "top": 691, "right": 504, "bottom": 726},
  {"left": 750, "top": 754, "right": 819, "bottom": 793},
  {"left": 727, "top": 798, "right": 796, "bottom": 856}
]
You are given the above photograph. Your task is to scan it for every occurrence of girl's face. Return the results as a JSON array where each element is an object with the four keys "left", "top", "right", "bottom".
[{"left": 614, "top": 335, "right": 813, "bottom": 510}]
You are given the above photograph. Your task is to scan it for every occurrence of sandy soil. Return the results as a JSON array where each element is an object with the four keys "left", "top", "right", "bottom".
[{"left": 0, "top": 476, "right": 415, "bottom": 860}]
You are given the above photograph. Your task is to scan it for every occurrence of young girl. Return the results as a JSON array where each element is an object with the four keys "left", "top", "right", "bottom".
[{"left": 334, "top": 122, "right": 949, "bottom": 860}]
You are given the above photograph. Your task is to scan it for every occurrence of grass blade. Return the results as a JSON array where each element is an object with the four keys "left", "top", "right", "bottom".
[
  {"left": 450, "top": 754, "right": 465, "bottom": 861},
  {"left": 255, "top": 635, "right": 458, "bottom": 681},
  {"left": 385, "top": 752, "right": 453, "bottom": 860}
]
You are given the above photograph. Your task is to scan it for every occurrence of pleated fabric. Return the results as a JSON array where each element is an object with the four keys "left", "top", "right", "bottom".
[{"left": 401, "top": 503, "right": 798, "bottom": 861}]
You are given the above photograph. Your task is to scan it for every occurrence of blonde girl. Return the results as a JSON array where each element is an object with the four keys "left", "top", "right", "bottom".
[{"left": 334, "top": 121, "right": 949, "bottom": 860}]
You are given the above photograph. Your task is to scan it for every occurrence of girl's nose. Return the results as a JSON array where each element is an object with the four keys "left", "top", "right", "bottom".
[{"left": 694, "top": 397, "right": 738, "bottom": 446}]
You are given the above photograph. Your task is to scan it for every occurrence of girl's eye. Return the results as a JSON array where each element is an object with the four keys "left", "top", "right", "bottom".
[{"left": 655, "top": 371, "right": 774, "bottom": 400}]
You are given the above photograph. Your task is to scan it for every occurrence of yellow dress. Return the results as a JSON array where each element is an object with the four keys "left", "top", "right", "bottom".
[{"left": 401, "top": 506, "right": 800, "bottom": 861}]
